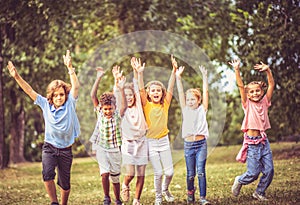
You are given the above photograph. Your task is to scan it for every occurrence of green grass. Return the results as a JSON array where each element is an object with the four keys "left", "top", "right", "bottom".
[{"left": 0, "top": 142, "right": 300, "bottom": 205}]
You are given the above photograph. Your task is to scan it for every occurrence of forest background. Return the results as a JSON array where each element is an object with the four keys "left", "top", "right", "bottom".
[{"left": 0, "top": 0, "right": 299, "bottom": 168}]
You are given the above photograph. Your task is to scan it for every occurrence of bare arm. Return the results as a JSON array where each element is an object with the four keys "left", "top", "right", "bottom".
[
  {"left": 114, "top": 73, "right": 127, "bottom": 117},
  {"left": 166, "top": 55, "right": 177, "bottom": 104},
  {"left": 229, "top": 59, "right": 247, "bottom": 105},
  {"left": 199, "top": 66, "right": 209, "bottom": 111},
  {"left": 131, "top": 57, "right": 147, "bottom": 106},
  {"left": 90, "top": 67, "right": 105, "bottom": 107},
  {"left": 63, "top": 50, "right": 80, "bottom": 99},
  {"left": 7, "top": 61, "right": 38, "bottom": 101},
  {"left": 176, "top": 66, "right": 186, "bottom": 109},
  {"left": 254, "top": 61, "right": 275, "bottom": 102}
]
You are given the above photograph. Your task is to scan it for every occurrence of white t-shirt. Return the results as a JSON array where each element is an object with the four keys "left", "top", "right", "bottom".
[{"left": 181, "top": 105, "right": 209, "bottom": 139}]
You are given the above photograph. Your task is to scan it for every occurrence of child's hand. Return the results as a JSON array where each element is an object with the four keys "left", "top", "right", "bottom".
[
  {"left": 131, "top": 57, "right": 145, "bottom": 73},
  {"left": 228, "top": 59, "right": 240, "bottom": 70},
  {"left": 254, "top": 61, "right": 269, "bottom": 72},
  {"left": 171, "top": 55, "right": 178, "bottom": 71},
  {"left": 117, "top": 76, "right": 126, "bottom": 89},
  {"left": 199, "top": 65, "right": 207, "bottom": 77},
  {"left": 7, "top": 61, "right": 17, "bottom": 78},
  {"left": 63, "top": 50, "right": 72, "bottom": 69},
  {"left": 112, "top": 65, "right": 123, "bottom": 80},
  {"left": 96, "top": 67, "right": 105, "bottom": 79},
  {"left": 176, "top": 66, "right": 185, "bottom": 77}
]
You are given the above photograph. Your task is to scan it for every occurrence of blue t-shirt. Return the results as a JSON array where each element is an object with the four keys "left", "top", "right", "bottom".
[{"left": 34, "top": 93, "right": 80, "bottom": 148}]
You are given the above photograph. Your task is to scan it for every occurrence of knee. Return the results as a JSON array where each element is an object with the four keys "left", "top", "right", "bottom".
[
  {"left": 110, "top": 173, "right": 120, "bottom": 183},
  {"left": 187, "top": 175, "right": 195, "bottom": 182},
  {"left": 197, "top": 172, "right": 206, "bottom": 178}
]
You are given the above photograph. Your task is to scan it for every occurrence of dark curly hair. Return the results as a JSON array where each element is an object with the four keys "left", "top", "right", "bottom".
[
  {"left": 99, "top": 92, "right": 116, "bottom": 107},
  {"left": 46, "top": 80, "right": 71, "bottom": 105}
]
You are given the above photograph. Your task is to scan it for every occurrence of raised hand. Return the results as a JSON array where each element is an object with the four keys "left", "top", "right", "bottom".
[
  {"left": 171, "top": 55, "right": 178, "bottom": 71},
  {"left": 63, "top": 50, "right": 72, "bottom": 69},
  {"left": 254, "top": 61, "right": 269, "bottom": 72},
  {"left": 199, "top": 65, "right": 207, "bottom": 78},
  {"left": 7, "top": 61, "right": 17, "bottom": 78},
  {"left": 131, "top": 57, "right": 145, "bottom": 73},
  {"left": 117, "top": 76, "right": 126, "bottom": 89},
  {"left": 176, "top": 66, "right": 185, "bottom": 77},
  {"left": 112, "top": 65, "right": 123, "bottom": 80},
  {"left": 96, "top": 67, "right": 105, "bottom": 79},
  {"left": 228, "top": 59, "right": 240, "bottom": 70}
]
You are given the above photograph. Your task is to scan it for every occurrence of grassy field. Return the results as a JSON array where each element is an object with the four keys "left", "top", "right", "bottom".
[{"left": 0, "top": 142, "right": 299, "bottom": 205}]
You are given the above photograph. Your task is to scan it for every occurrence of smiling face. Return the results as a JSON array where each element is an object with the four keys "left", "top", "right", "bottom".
[
  {"left": 52, "top": 87, "right": 66, "bottom": 108},
  {"left": 185, "top": 92, "right": 201, "bottom": 109},
  {"left": 246, "top": 83, "right": 263, "bottom": 102},
  {"left": 101, "top": 104, "right": 116, "bottom": 119},
  {"left": 148, "top": 84, "right": 163, "bottom": 104},
  {"left": 124, "top": 88, "right": 135, "bottom": 108}
]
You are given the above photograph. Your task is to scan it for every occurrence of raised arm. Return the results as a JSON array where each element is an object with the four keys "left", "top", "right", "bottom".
[
  {"left": 7, "top": 61, "right": 38, "bottom": 101},
  {"left": 166, "top": 55, "right": 177, "bottom": 104},
  {"left": 131, "top": 57, "right": 147, "bottom": 106},
  {"left": 63, "top": 50, "right": 80, "bottom": 98},
  {"left": 254, "top": 61, "right": 275, "bottom": 102},
  {"left": 90, "top": 67, "right": 105, "bottom": 107},
  {"left": 113, "top": 67, "right": 127, "bottom": 116},
  {"left": 175, "top": 66, "right": 186, "bottom": 109},
  {"left": 199, "top": 66, "right": 209, "bottom": 111},
  {"left": 229, "top": 59, "right": 247, "bottom": 105}
]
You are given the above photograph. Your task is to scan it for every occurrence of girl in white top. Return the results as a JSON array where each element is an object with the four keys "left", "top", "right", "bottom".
[
  {"left": 118, "top": 57, "right": 148, "bottom": 205},
  {"left": 176, "top": 65, "right": 211, "bottom": 205}
]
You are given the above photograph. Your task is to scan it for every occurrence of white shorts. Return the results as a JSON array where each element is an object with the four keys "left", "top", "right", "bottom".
[
  {"left": 121, "top": 136, "right": 148, "bottom": 165},
  {"left": 96, "top": 147, "right": 121, "bottom": 175}
]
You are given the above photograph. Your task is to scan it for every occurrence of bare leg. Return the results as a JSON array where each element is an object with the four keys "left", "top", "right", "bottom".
[
  {"left": 113, "top": 182, "right": 121, "bottom": 201},
  {"left": 123, "top": 164, "right": 135, "bottom": 186},
  {"left": 135, "top": 165, "right": 146, "bottom": 200},
  {"left": 102, "top": 173, "right": 110, "bottom": 197},
  {"left": 60, "top": 188, "right": 70, "bottom": 205},
  {"left": 44, "top": 180, "right": 58, "bottom": 203}
]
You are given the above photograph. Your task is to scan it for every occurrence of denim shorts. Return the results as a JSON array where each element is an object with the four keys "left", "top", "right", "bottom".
[{"left": 42, "top": 142, "right": 73, "bottom": 190}]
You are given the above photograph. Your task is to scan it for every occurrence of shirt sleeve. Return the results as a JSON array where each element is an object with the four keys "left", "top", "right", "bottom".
[{"left": 34, "top": 94, "right": 47, "bottom": 109}]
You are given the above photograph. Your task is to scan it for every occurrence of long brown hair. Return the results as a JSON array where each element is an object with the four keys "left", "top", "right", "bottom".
[{"left": 46, "top": 80, "right": 71, "bottom": 105}]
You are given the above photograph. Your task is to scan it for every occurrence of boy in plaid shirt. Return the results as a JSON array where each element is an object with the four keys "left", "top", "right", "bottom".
[{"left": 90, "top": 66, "right": 127, "bottom": 205}]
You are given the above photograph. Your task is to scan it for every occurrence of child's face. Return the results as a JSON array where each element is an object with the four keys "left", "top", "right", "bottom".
[
  {"left": 52, "top": 87, "right": 66, "bottom": 108},
  {"left": 186, "top": 92, "right": 200, "bottom": 109},
  {"left": 247, "top": 84, "right": 263, "bottom": 102},
  {"left": 148, "top": 84, "right": 163, "bottom": 103},
  {"left": 125, "top": 88, "right": 135, "bottom": 108},
  {"left": 101, "top": 104, "right": 116, "bottom": 119}
]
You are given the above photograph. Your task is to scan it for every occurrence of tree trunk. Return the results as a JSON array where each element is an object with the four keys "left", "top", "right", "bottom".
[
  {"left": 9, "top": 91, "right": 26, "bottom": 165},
  {"left": 0, "top": 56, "right": 4, "bottom": 169}
]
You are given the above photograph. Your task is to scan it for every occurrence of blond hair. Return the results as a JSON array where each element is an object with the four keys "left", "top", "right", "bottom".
[{"left": 186, "top": 88, "right": 202, "bottom": 105}]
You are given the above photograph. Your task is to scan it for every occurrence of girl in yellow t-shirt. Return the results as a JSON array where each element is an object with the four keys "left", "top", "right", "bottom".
[{"left": 132, "top": 56, "right": 177, "bottom": 205}]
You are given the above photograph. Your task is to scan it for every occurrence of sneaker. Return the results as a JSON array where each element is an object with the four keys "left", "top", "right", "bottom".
[
  {"left": 121, "top": 184, "right": 130, "bottom": 202},
  {"left": 252, "top": 191, "right": 268, "bottom": 201},
  {"left": 187, "top": 190, "right": 195, "bottom": 203},
  {"left": 162, "top": 190, "right": 175, "bottom": 202},
  {"left": 154, "top": 198, "right": 162, "bottom": 205},
  {"left": 132, "top": 198, "right": 140, "bottom": 205},
  {"left": 231, "top": 176, "right": 242, "bottom": 197},
  {"left": 115, "top": 199, "right": 123, "bottom": 205},
  {"left": 200, "top": 198, "right": 211, "bottom": 205},
  {"left": 103, "top": 196, "right": 111, "bottom": 205}
]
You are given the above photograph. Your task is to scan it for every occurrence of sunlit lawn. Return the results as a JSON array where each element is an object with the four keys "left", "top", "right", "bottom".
[{"left": 0, "top": 142, "right": 299, "bottom": 205}]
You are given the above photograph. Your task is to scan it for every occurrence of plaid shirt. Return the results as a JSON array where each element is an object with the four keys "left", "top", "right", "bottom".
[{"left": 90, "top": 107, "right": 122, "bottom": 149}]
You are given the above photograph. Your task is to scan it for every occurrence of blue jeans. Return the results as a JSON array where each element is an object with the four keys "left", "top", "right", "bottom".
[
  {"left": 239, "top": 139, "right": 274, "bottom": 195},
  {"left": 184, "top": 139, "right": 207, "bottom": 197}
]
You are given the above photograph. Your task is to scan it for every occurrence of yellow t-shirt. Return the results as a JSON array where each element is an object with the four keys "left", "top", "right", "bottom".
[{"left": 143, "top": 99, "right": 170, "bottom": 139}]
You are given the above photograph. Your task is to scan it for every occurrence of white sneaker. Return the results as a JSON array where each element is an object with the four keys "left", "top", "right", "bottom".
[
  {"left": 162, "top": 190, "right": 175, "bottom": 202},
  {"left": 231, "top": 176, "right": 242, "bottom": 197},
  {"left": 252, "top": 191, "right": 268, "bottom": 201}
]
